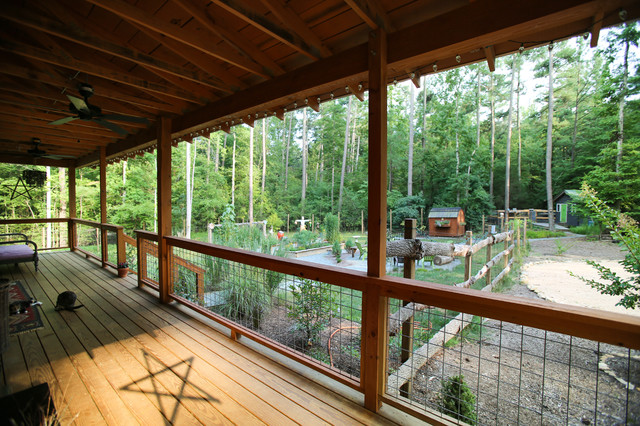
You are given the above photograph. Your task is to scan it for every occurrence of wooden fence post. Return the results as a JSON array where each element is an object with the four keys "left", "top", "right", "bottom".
[
  {"left": 504, "top": 223, "right": 510, "bottom": 269},
  {"left": 400, "top": 218, "right": 416, "bottom": 397},
  {"left": 464, "top": 231, "right": 473, "bottom": 282},
  {"left": 116, "top": 227, "right": 126, "bottom": 267},
  {"left": 523, "top": 217, "right": 527, "bottom": 246},
  {"left": 486, "top": 231, "right": 493, "bottom": 287}
]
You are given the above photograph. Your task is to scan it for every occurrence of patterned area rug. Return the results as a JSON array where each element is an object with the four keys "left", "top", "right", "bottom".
[{"left": 8, "top": 281, "right": 44, "bottom": 335}]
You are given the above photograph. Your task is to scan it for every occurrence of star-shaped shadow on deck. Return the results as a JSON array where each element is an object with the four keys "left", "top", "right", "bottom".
[{"left": 121, "top": 350, "right": 219, "bottom": 424}]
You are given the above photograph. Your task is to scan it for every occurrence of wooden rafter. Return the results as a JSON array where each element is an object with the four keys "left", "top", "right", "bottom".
[
  {"left": 212, "top": 0, "right": 323, "bottom": 59},
  {"left": 259, "top": 0, "right": 332, "bottom": 58},
  {"left": 0, "top": 38, "right": 204, "bottom": 104},
  {"left": 2, "top": 5, "right": 230, "bottom": 94},
  {"left": 172, "top": 0, "right": 285, "bottom": 76},
  {"left": 84, "top": 0, "right": 268, "bottom": 77},
  {"left": 344, "top": 0, "right": 394, "bottom": 32}
]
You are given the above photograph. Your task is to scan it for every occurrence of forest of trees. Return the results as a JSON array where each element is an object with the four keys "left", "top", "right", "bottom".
[{"left": 2, "top": 25, "right": 639, "bottom": 239}]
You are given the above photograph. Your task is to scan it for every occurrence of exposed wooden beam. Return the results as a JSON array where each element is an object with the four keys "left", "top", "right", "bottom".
[
  {"left": 0, "top": 38, "right": 205, "bottom": 104},
  {"left": 259, "top": 0, "right": 332, "bottom": 58},
  {"left": 172, "top": 0, "right": 284, "bottom": 76},
  {"left": 484, "top": 45, "right": 496, "bottom": 72},
  {"left": 212, "top": 0, "right": 322, "bottom": 59},
  {"left": 129, "top": 22, "right": 246, "bottom": 91},
  {"left": 590, "top": 4, "right": 605, "bottom": 48},
  {"left": 344, "top": 0, "right": 394, "bottom": 32},
  {"left": 3, "top": 4, "right": 230, "bottom": 93},
  {"left": 84, "top": 0, "right": 268, "bottom": 77},
  {"left": 0, "top": 154, "right": 73, "bottom": 167}
]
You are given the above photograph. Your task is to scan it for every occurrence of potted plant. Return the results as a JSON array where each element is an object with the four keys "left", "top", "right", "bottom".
[{"left": 117, "top": 261, "right": 129, "bottom": 278}]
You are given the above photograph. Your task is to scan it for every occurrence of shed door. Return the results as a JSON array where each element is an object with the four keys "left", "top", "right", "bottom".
[{"left": 559, "top": 204, "right": 568, "bottom": 223}]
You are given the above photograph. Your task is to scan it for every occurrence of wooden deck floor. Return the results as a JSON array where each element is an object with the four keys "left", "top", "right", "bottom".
[{"left": 0, "top": 251, "right": 402, "bottom": 425}]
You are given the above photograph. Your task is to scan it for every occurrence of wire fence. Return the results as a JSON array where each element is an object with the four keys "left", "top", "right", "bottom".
[
  {"left": 169, "top": 246, "right": 363, "bottom": 382},
  {"left": 385, "top": 301, "right": 639, "bottom": 425}
]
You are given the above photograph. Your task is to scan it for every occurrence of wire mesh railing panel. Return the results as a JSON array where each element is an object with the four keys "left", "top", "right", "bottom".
[
  {"left": 385, "top": 301, "right": 639, "bottom": 425},
  {"left": 143, "top": 240, "right": 159, "bottom": 283},
  {"left": 106, "top": 230, "right": 117, "bottom": 264},
  {"left": 126, "top": 241, "right": 137, "bottom": 274},
  {"left": 169, "top": 246, "right": 363, "bottom": 381},
  {"left": 76, "top": 224, "right": 101, "bottom": 257},
  {"left": 1, "top": 222, "right": 69, "bottom": 250}
]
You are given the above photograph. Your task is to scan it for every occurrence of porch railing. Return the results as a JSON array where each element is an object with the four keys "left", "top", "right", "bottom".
[{"left": 133, "top": 229, "right": 640, "bottom": 424}]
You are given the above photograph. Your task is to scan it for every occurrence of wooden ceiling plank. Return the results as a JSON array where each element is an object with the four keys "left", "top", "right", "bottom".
[
  {"left": 0, "top": 61, "right": 185, "bottom": 114},
  {"left": 1, "top": 154, "right": 74, "bottom": 167},
  {"left": 0, "top": 38, "right": 204, "bottom": 103},
  {"left": 130, "top": 21, "right": 246, "bottom": 91},
  {"left": 259, "top": 0, "right": 332, "bottom": 58},
  {"left": 4, "top": 4, "right": 231, "bottom": 94},
  {"left": 173, "top": 0, "right": 284, "bottom": 77},
  {"left": 212, "top": 0, "right": 321, "bottom": 59},
  {"left": 83, "top": 0, "right": 268, "bottom": 77},
  {"left": 0, "top": 126, "right": 114, "bottom": 145},
  {"left": 344, "top": 0, "right": 394, "bottom": 32}
]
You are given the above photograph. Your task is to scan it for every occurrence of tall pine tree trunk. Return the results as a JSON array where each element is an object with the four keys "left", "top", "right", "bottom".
[
  {"left": 59, "top": 168, "right": 66, "bottom": 245},
  {"left": 505, "top": 57, "right": 516, "bottom": 213},
  {"left": 408, "top": 83, "right": 415, "bottom": 196},
  {"left": 231, "top": 132, "right": 236, "bottom": 205},
  {"left": 489, "top": 74, "right": 495, "bottom": 199},
  {"left": 338, "top": 96, "right": 352, "bottom": 212},
  {"left": 122, "top": 160, "right": 127, "bottom": 204},
  {"left": 301, "top": 108, "right": 308, "bottom": 203},
  {"left": 546, "top": 44, "right": 555, "bottom": 231},
  {"left": 249, "top": 126, "right": 254, "bottom": 224},
  {"left": 466, "top": 69, "right": 482, "bottom": 198},
  {"left": 517, "top": 57, "right": 522, "bottom": 183},
  {"left": 455, "top": 89, "right": 460, "bottom": 203},
  {"left": 617, "top": 31, "right": 629, "bottom": 178},
  {"left": 262, "top": 118, "right": 267, "bottom": 194},
  {"left": 46, "top": 166, "right": 51, "bottom": 247},
  {"left": 284, "top": 114, "right": 292, "bottom": 190},
  {"left": 185, "top": 141, "right": 196, "bottom": 239}
]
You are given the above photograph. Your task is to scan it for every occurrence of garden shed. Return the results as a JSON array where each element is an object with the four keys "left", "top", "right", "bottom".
[
  {"left": 554, "top": 189, "right": 587, "bottom": 227},
  {"left": 428, "top": 207, "right": 465, "bottom": 237}
]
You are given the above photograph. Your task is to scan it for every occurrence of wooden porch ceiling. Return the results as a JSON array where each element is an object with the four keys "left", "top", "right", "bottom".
[{"left": 0, "top": 0, "right": 637, "bottom": 168}]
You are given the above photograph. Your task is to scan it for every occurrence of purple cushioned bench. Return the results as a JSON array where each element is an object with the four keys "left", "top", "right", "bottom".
[{"left": 0, "top": 233, "right": 38, "bottom": 272}]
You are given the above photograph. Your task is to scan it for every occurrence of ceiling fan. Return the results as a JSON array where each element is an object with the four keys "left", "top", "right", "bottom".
[
  {"left": 48, "top": 83, "right": 148, "bottom": 135},
  {"left": 27, "top": 138, "right": 75, "bottom": 160}
]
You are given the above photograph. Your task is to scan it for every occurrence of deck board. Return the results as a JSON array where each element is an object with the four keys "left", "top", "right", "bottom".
[{"left": 0, "top": 251, "right": 401, "bottom": 425}]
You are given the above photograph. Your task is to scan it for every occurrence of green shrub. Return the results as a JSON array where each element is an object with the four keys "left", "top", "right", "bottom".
[
  {"left": 438, "top": 375, "right": 476, "bottom": 424},
  {"left": 287, "top": 278, "right": 333, "bottom": 345},
  {"left": 291, "top": 230, "right": 321, "bottom": 249},
  {"left": 324, "top": 213, "right": 340, "bottom": 244},
  {"left": 570, "top": 223, "right": 601, "bottom": 235},
  {"left": 526, "top": 227, "right": 566, "bottom": 239},
  {"left": 344, "top": 238, "right": 355, "bottom": 249},
  {"left": 332, "top": 240, "right": 342, "bottom": 263},
  {"left": 220, "top": 266, "right": 269, "bottom": 328}
]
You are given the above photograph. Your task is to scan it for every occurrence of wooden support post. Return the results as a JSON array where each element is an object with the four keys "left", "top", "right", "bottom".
[
  {"left": 523, "top": 217, "right": 527, "bottom": 246},
  {"left": 99, "top": 147, "right": 108, "bottom": 267},
  {"left": 420, "top": 208, "right": 423, "bottom": 228},
  {"left": 363, "top": 28, "right": 387, "bottom": 412},
  {"left": 464, "top": 231, "right": 473, "bottom": 282},
  {"left": 157, "top": 116, "right": 173, "bottom": 303},
  {"left": 116, "top": 227, "right": 126, "bottom": 267},
  {"left": 485, "top": 232, "right": 493, "bottom": 287},
  {"left": 68, "top": 166, "right": 77, "bottom": 252},
  {"left": 400, "top": 218, "right": 416, "bottom": 398}
]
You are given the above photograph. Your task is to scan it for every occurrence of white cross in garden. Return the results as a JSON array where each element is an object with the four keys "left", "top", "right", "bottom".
[{"left": 295, "top": 216, "right": 311, "bottom": 231}]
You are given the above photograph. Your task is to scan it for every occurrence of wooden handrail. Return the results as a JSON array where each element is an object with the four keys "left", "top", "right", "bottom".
[
  {"left": 0, "top": 218, "right": 69, "bottom": 224},
  {"left": 164, "top": 235, "right": 640, "bottom": 350}
]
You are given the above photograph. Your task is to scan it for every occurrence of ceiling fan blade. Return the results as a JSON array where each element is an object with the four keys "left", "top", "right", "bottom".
[
  {"left": 67, "top": 94, "right": 90, "bottom": 114},
  {"left": 44, "top": 154, "right": 76, "bottom": 159},
  {"left": 48, "top": 116, "right": 78, "bottom": 125},
  {"left": 94, "top": 118, "right": 128, "bottom": 136},
  {"left": 101, "top": 114, "right": 149, "bottom": 124}
]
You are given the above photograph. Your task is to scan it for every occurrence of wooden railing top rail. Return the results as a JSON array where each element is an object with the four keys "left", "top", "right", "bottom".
[
  {"left": 71, "top": 218, "right": 123, "bottom": 232},
  {"left": 122, "top": 233, "right": 136, "bottom": 246},
  {"left": 164, "top": 235, "right": 640, "bottom": 350},
  {"left": 135, "top": 230, "right": 159, "bottom": 242},
  {"left": 0, "top": 218, "right": 69, "bottom": 224}
]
